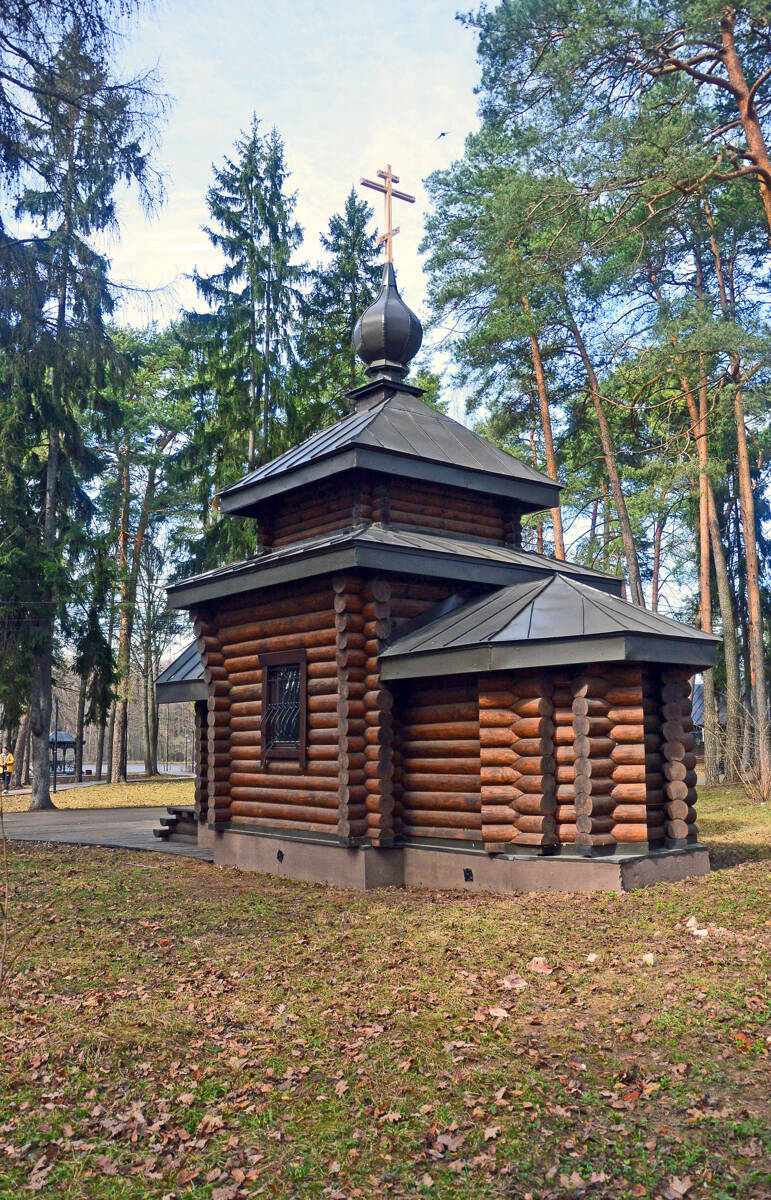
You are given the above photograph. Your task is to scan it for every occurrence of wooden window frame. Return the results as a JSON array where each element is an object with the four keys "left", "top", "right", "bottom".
[{"left": 259, "top": 649, "right": 307, "bottom": 770}]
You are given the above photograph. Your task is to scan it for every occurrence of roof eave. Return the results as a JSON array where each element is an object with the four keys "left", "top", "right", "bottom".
[
  {"left": 156, "top": 680, "right": 207, "bottom": 704},
  {"left": 166, "top": 535, "right": 626, "bottom": 611},
  {"left": 167, "top": 542, "right": 362, "bottom": 609},
  {"left": 380, "top": 632, "right": 718, "bottom": 681},
  {"left": 218, "top": 445, "right": 562, "bottom": 518}
]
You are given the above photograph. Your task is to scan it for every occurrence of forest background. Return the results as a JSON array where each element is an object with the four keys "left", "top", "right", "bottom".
[{"left": 1, "top": 0, "right": 770, "bottom": 809}]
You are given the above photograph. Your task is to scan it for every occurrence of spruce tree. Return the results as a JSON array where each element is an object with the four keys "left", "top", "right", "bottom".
[
  {"left": 10, "top": 23, "right": 159, "bottom": 809},
  {"left": 179, "top": 121, "right": 303, "bottom": 571},
  {"left": 192, "top": 118, "right": 303, "bottom": 473},
  {"left": 300, "top": 188, "right": 382, "bottom": 403}
]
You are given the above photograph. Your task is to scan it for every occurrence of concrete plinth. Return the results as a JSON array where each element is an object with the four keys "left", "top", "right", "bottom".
[{"left": 205, "top": 826, "right": 710, "bottom": 894}]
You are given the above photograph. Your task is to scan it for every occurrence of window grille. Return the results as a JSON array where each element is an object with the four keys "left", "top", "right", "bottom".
[
  {"left": 259, "top": 650, "right": 307, "bottom": 769},
  {"left": 265, "top": 663, "right": 301, "bottom": 749}
]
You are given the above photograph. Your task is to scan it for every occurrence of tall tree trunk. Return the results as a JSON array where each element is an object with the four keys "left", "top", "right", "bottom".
[
  {"left": 263, "top": 251, "right": 272, "bottom": 461},
  {"left": 700, "top": 197, "right": 761, "bottom": 778},
  {"left": 719, "top": 11, "right": 771, "bottom": 243},
  {"left": 29, "top": 425, "right": 60, "bottom": 811},
  {"left": 522, "top": 295, "right": 565, "bottom": 558},
  {"left": 680, "top": 365, "right": 742, "bottom": 776},
  {"left": 148, "top": 663, "right": 159, "bottom": 775},
  {"left": 734, "top": 385, "right": 771, "bottom": 787},
  {"left": 105, "top": 701, "right": 116, "bottom": 784},
  {"left": 565, "top": 308, "right": 644, "bottom": 604},
  {"left": 589, "top": 496, "right": 598, "bottom": 543},
  {"left": 697, "top": 473, "right": 720, "bottom": 786},
  {"left": 74, "top": 674, "right": 86, "bottom": 782},
  {"left": 529, "top": 430, "right": 545, "bottom": 553},
  {"left": 29, "top": 144, "right": 75, "bottom": 812},
  {"left": 10, "top": 714, "right": 29, "bottom": 789},
  {"left": 706, "top": 484, "right": 742, "bottom": 780},
  {"left": 141, "top": 664, "right": 152, "bottom": 776},
  {"left": 111, "top": 441, "right": 169, "bottom": 783},
  {"left": 96, "top": 466, "right": 121, "bottom": 782},
  {"left": 248, "top": 194, "right": 257, "bottom": 471},
  {"left": 95, "top": 720, "right": 106, "bottom": 782},
  {"left": 111, "top": 435, "right": 131, "bottom": 783},
  {"left": 651, "top": 513, "right": 664, "bottom": 613},
  {"left": 22, "top": 720, "right": 31, "bottom": 785}
]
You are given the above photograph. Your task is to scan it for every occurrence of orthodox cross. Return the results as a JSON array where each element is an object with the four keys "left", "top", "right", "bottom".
[{"left": 360, "top": 163, "right": 415, "bottom": 264}]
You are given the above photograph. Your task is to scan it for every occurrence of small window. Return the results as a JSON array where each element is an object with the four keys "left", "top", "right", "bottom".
[{"left": 260, "top": 650, "right": 307, "bottom": 769}]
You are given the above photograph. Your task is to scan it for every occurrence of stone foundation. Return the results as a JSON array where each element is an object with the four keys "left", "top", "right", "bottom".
[{"left": 205, "top": 825, "right": 709, "bottom": 894}]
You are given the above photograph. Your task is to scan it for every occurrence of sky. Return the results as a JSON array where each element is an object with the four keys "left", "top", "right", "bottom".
[{"left": 110, "top": 0, "right": 482, "bottom": 361}]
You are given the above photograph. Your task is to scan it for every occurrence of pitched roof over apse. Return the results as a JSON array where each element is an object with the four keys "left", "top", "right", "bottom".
[
  {"left": 218, "top": 385, "right": 562, "bottom": 516},
  {"left": 156, "top": 640, "right": 206, "bottom": 704},
  {"left": 380, "top": 574, "right": 720, "bottom": 680},
  {"left": 166, "top": 524, "right": 624, "bottom": 609}
]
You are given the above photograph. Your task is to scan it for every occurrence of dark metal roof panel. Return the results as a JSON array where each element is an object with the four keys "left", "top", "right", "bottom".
[
  {"left": 167, "top": 527, "right": 626, "bottom": 609},
  {"left": 219, "top": 389, "right": 560, "bottom": 508},
  {"left": 156, "top": 639, "right": 204, "bottom": 686},
  {"left": 220, "top": 399, "right": 387, "bottom": 492},
  {"left": 382, "top": 574, "right": 719, "bottom": 659}
]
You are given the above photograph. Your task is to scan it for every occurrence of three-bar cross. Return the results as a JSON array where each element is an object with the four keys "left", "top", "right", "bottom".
[{"left": 360, "top": 163, "right": 415, "bottom": 264}]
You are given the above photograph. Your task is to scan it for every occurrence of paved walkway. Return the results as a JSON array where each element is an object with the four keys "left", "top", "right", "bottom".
[{"left": 2, "top": 806, "right": 213, "bottom": 860}]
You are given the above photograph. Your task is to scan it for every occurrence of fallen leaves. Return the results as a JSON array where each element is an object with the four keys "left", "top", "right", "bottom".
[
  {"left": 498, "top": 972, "right": 529, "bottom": 991},
  {"left": 2, "top": 811, "right": 770, "bottom": 1200},
  {"left": 662, "top": 1176, "right": 693, "bottom": 1199}
]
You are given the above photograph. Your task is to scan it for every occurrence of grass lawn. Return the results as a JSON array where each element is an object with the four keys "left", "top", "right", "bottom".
[
  {"left": 2, "top": 778, "right": 194, "bottom": 814},
  {"left": 0, "top": 787, "right": 768, "bottom": 1199}
]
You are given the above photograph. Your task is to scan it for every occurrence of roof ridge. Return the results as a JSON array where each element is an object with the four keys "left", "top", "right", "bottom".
[
  {"left": 565, "top": 574, "right": 710, "bottom": 638},
  {"left": 385, "top": 391, "right": 561, "bottom": 487},
  {"left": 220, "top": 394, "right": 391, "bottom": 494}
]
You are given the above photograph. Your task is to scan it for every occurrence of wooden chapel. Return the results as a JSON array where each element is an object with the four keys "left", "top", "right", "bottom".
[{"left": 157, "top": 179, "right": 718, "bottom": 892}]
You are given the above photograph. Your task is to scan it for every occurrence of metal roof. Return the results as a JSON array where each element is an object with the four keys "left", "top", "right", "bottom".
[
  {"left": 218, "top": 385, "right": 562, "bottom": 515},
  {"left": 380, "top": 574, "right": 719, "bottom": 679},
  {"left": 156, "top": 640, "right": 206, "bottom": 704},
  {"left": 49, "top": 729, "right": 76, "bottom": 746},
  {"left": 167, "top": 524, "right": 624, "bottom": 609},
  {"left": 159, "top": 574, "right": 718, "bottom": 700}
]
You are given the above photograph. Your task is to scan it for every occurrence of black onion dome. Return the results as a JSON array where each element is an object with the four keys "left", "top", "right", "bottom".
[{"left": 352, "top": 262, "right": 423, "bottom": 381}]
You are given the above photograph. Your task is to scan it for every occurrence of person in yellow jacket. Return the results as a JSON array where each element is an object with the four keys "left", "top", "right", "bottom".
[{"left": 1, "top": 746, "right": 14, "bottom": 794}]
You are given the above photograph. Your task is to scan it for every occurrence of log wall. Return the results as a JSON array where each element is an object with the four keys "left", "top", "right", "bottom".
[
  {"left": 397, "top": 677, "right": 481, "bottom": 840},
  {"left": 198, "top": 581, "right": 340, "bottom": 835},
  {"left": 194, "top": 699, "right": 208, "bottom": 823},
  {"left": 387, "top": 477, "right": 510, "bottom": 543},
  {"left": 479, "top": 675, "right": 557, "bottom": 849},
  {"left": 192, "top": 615, "right": 231, "bottom": 829},
  {"left": 333, "top": 575, "right": 368, "bottom": 841},
  {"left": 659, "top": 666, "right": 698, "bottom": 844},
  {"left": 476, "top": 664, "right": 699, "bottom": 853},
  {"left": 254, "top": 470, "right": 523, "bottom": 552},
  {"left": 362, "top": 577, "right": 397, "bottom": 843},
  {"left": 553, "top": 674, "right": 578, "bottom": 844},
  {"left": 190, "top": 571, "right": 700, "bottom": 857},
  {"left": 269, "top": 476, "right": 361, "bottom": 549}
]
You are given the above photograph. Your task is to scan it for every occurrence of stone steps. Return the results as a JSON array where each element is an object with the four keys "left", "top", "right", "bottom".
[{"left": 153, "top": 806, "right": 198, "bottom": 844}]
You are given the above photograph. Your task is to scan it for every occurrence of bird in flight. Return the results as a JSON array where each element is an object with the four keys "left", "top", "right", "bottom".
[{"left": 435, "top": 131, "right": 449, "bottom": 140}]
